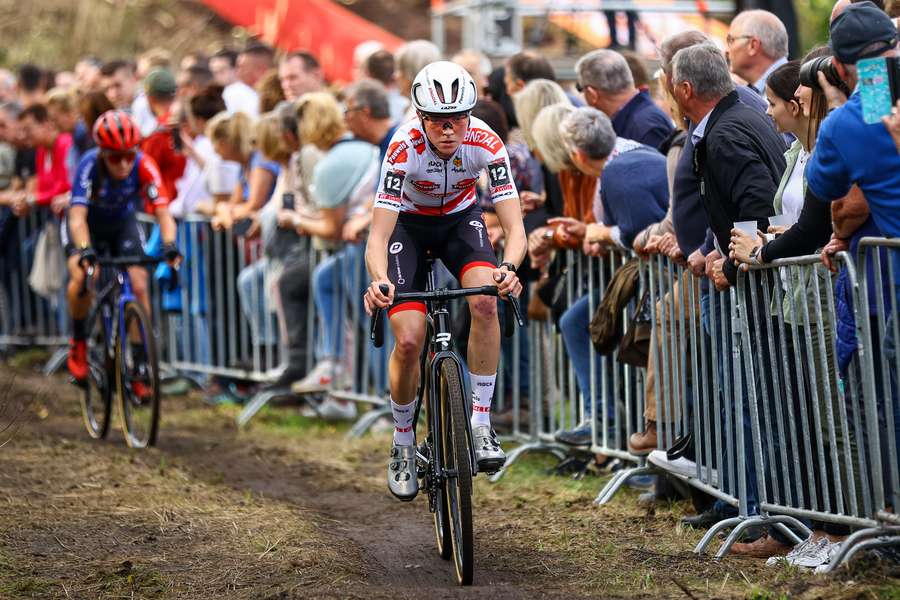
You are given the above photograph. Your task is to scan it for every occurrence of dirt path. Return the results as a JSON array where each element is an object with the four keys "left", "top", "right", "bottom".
[{"left": 0, "top": 363, "right": 896, "bottom": 599}]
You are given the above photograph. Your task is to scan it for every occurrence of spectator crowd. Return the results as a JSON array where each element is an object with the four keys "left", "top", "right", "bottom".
[{"left": 1, "top": 0, "right": 899, "bottom": 570}]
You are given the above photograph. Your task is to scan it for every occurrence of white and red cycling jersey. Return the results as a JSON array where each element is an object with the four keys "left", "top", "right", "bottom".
[{"left": 374, "top": 116, "right": 518, "bottom": 216}]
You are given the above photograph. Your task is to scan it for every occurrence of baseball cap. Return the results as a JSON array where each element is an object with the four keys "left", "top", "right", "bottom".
[
  {"left": 830, "top": 1, "right": 899, "bottom": 64},
  {"left": 144, "top": 68, "right": 177, "bottom": 97}
]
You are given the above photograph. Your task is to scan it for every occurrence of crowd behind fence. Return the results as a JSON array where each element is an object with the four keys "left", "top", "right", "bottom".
[{"left": 2, "top": 208, "right": 897, "bottom": 570}]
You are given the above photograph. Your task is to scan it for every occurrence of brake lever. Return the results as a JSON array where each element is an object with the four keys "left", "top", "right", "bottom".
[{"left": 370, "top": 283, "right": 391, "bottom": 348}]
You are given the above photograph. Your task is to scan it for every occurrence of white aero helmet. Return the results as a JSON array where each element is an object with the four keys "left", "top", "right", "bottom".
[{"left": 411, "top": 61, "right": 478, "bottom": 115}]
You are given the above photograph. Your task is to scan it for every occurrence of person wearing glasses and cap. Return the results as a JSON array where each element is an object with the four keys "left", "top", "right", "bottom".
[
  {"left": 363, "top": 61, "right": 527, "bottom": 501},
  {"left": 63, "top": 110, "right": 180, "bottom": 388}
]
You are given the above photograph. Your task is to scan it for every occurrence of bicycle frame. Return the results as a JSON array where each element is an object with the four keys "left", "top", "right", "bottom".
[
  {"left": 411, "top": 259, "right": 478, "bottom": 479},
  {"left": 87, "top": 265, "right": 139, "bottom": 361}
]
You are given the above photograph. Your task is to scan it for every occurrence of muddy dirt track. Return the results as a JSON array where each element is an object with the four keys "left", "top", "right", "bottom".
[{"left": 0, "top": 364, "right": 896, "bottom": 599}]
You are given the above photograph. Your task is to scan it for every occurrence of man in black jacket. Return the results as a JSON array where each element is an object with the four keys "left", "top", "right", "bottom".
[
  {"left": 669, "top": 42, "right": 791, "bottom": 559},
  {"left": 670, "top": 43, "right": 786, "bottom": 290}
]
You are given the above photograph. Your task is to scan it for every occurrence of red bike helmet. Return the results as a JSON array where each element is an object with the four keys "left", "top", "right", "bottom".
[{"left": 92, "top": 110, "right": 142, "bottom": 151}]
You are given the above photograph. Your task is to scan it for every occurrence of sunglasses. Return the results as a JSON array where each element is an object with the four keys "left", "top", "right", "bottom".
[
  {"left": 726, "top": 34, "right": 754, "bottom": 46},
  {"left": 420, "top": 112, "right": 470, "bottom": 127},
  {"left": 103, "top": 150, "right": 137, "bottom": 165}
]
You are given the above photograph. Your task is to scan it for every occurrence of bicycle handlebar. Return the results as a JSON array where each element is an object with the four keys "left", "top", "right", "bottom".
[
  {"left": 77, "top": 255, "right": 166, "bottom": 297},
  {"left": 370, "top": 283, "right": 525, "bottom": 348}
]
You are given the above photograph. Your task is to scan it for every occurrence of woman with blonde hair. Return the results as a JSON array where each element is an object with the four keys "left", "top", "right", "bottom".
[
  {"left": 288, "top": 91, "right": 381, "bottom": 413},
  {"left": 206, "top": 110, "right": 280, "bottom": 230}
]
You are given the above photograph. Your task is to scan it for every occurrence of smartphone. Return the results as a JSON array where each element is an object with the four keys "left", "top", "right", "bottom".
[
  {"left": 171, "top": 124, "right": 183, "bottom": 151},
  {"left": 859, "top": 56, "right": 900, "bottom": 125},
  {"left": 282, "top": 192, "right": 295, "bottom": 211}
]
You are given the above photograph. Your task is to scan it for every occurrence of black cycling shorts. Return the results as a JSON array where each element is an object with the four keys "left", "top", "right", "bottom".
[
  {"left": 386, "top": 205, "right": 497, "bottom": 316},
  {"left": 62, "top": 212, "right": 147, "bottom": 259}
]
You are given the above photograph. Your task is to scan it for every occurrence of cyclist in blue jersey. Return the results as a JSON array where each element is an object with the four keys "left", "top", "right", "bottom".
[{"left": 63, "top": 110, "right": 180, "bottom": 386}]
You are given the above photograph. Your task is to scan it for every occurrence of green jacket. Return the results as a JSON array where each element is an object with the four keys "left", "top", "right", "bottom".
[{"left": 771, "top": 140, "right": 831, "bottom": 327}]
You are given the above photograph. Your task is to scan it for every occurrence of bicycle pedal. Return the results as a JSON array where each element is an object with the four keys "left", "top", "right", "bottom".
[{"left": 69, "top": 376, "right": 88, "bottom": 390}]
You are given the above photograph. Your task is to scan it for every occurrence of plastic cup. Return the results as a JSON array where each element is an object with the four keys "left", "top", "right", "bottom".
[
  {"left": 768, "top": 214, "right": 792, "bottom": 228},
  {"left": 733, "top": 220, "right": 759, "bottom": 236}
]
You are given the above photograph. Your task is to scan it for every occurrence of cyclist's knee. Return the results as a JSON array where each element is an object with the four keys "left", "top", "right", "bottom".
[
  {"left": 469, "top": 295, "right": 498, "bottom": 322},
  {"left": 394, "top": 329, "right": 425, "bottom": 362},
  {"left": 129, "top": 269, "right": 149, "bottom": 298}
]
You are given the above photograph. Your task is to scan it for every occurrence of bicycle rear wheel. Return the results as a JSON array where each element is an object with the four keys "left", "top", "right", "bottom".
[
  {"left": 80, "top": 304, "right": 112, "bottom": 439},
  {"left": 115, "top": 301, "right": 160, "bottom": 448},
  {"left": 439, "top": 359, "right": 473, "bottom": 585}
]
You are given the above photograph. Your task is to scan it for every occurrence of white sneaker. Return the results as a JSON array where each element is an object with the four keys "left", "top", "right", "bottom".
[
  {"left": 648, "top": 449, "right": 698, "bottom": 479},
  {"left": 316, "top": 397, "right": 358, "bottom": 421},
  {"left": 291, "top": 360, "right": 344, "bottom": 394}
]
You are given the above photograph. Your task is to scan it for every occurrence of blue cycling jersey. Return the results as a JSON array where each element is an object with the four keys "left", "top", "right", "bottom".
[{"left": 70, "top": 147, "right": 167, "bottom": 222}]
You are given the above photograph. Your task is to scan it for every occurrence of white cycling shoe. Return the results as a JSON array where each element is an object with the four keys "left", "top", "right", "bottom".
[
  {"left": 473, "top": 425, "right": 506, "bottom": 473},
  {"left": 387, "top": 443, "right": 419, "bottom": 501}
]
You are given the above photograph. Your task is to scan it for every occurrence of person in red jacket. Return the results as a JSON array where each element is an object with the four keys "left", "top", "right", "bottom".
[
  {"left": 139, "top": 69, "right": 185, "bottom": 211},
  {"left": 17, "top": 103, "right": 72, "bottom": 216}
]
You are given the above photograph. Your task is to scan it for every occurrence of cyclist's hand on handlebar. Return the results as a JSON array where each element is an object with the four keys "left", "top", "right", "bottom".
[
  {"left": 493, "top": 266, "right": 522, "bottom": 298},
  {"left": 364, "top": 280, "right": 394, "bottom": 316},
  {"left": 78, "top": 246, "right": 97, "bottom": 270},
  {"left": 163, "top": 242, "right": 182, "bottom": 269}
]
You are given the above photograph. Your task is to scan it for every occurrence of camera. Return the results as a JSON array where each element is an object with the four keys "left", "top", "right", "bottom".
[{"left": 799, "top": 56, "right": 852, "bottom": 98}]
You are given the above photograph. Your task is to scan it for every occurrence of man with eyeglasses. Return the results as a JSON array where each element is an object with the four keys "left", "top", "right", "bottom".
[
  {"left": 63, "top": 110, "right": 179, "bottom": 388},
  {"left": 363, "top": 61, "right": 526, "bottom": 501},
  {"left": 726, "top": 10, "right": 789, "bottom": 95}
]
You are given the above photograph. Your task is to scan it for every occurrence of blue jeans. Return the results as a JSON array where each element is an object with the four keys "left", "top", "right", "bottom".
[
  {"left": 558, "top": 291, "right": 615, "bottom": 432},
  {"left": 701, "top": 289, "right": 759, "bottom": 516},
  {"left": 237, "top": 259, "right": 277, "bottom": 346}
]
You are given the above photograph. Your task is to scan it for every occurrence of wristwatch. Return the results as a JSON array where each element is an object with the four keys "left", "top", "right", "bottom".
[
  {"left": 499, "top": 261, "right": 517, "bottom": 273},
  {"left": 748, "top": 245, "right": 763, "bottom": 265}
]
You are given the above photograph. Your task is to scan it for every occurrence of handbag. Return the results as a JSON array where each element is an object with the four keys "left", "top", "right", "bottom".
[
  {"left": 28, "top": 219, "right": 64, "bottom": 300},
  {"left": 617, "top": 289, "right": 652, "bottom": 368}
]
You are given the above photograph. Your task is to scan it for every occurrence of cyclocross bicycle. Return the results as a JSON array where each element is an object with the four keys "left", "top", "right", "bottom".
[
  {"left": 77, "top": 255, "right": 162, "bottom": 448},
  {"left": 370, "top": 257, "right": 524, "bottom": 586}
]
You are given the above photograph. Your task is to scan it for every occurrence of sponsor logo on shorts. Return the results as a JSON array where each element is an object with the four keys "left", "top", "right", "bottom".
[
  {"left": 469, "top": 220, "right": 483, "bottom": 229},
  {"left": 393, "top": 255, "right": 405, "bottom": 285},
  {"left": 389, "top": 242, "right": 403, "bottom": 254}
]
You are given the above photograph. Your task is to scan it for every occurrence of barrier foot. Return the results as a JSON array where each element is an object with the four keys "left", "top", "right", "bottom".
[
  {"left": 714, "top": 516, "right": 766, "bottom": 558},
  {"left": 42, "top": 347, "right": 68, "bottom": 376},
  {"left": 769, "top": 517, "right": 812, "bottom": 546},
  {"left": 346, "top": 406, "right": 392, "bottom": 440},
  {"left": 237, "top": 389, "right": 290, "bottom": 427},
  {"left": 487, "top": 442, "right": 569, "bottom": 483},
  {"left": 822, "top": 526, "right": 900, "bottom": 573},
  {"left": 594, "top": 466, "right": 654, "bottom": 506},
  {"left": 694, "top": 516, "right": 744, "bottom": 555}
]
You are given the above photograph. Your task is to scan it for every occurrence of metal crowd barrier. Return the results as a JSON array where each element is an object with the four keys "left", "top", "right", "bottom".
[
  {"left": 491, "top": 247, "right": 642, "bottom": 481},
  {"left": 588, "top": 246, "right": 899, "bottom": 567},
  {"left": 0, "top": 209, "right": 69, "bottom": 355}
]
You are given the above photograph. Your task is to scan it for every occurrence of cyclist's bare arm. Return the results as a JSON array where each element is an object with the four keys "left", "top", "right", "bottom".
[
  {"left": 364, "top": 206, "right": 399, "bottom": 312},
  {"left": 154, "top": 204, "right": 178, "bottom": 246},
  {"left": 494, "top": 196, "right": 526, "bottom": 267},
  {"left": 68, "top": 205, "right": 91, "bottom": 249}
]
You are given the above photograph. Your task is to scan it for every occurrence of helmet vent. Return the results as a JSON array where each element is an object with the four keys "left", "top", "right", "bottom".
[
  {"left": 450, "top": 79, "right": 460, "bottom": 103},
  {"left": 434, "top": 80, "right": 446, "bottom": 103}
]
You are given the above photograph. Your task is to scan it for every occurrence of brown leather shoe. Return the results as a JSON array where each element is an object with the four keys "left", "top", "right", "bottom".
[
  {"left": 628, "top": 421, "right": 657, "bottom": 455},
  {"left": 730, "top": 535, "right": 791, "bottom": 558}
]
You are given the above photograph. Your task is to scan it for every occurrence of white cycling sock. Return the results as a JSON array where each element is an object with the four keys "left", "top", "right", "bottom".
[
  {"left": 391, "top": 398, "right": 415, "bottom": 446},
  {"left": 469, "top": 372, "right": 496, "bottom": 428}
]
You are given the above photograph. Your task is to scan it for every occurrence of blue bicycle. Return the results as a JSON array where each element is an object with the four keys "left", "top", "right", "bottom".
[{"left": 79, "top": 255, "right": 162, "bottom": 448}]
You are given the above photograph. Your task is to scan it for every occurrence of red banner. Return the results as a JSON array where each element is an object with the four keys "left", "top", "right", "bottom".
[{"left": 201, "top": 0, "right": 405, "bottom": 83}]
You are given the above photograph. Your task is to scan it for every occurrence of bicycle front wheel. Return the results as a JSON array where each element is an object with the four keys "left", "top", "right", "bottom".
[
  {"left": 439, "top": 359, "right": 473, "bottom": 585},
  {"left": 427, "top": 382, "right": 453, "bottom": 561},
  {"left": 115, "top": 301, "right": 160, "bottom": 448},
  {"left": 81, "top": 304, "right": 112, "bottom": 439}
]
